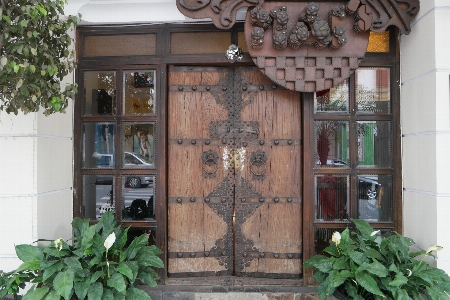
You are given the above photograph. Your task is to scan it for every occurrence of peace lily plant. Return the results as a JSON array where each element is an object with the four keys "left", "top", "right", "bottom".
[
  {"left": 0, "top": 212, "right": 164, "bottom": 300},
  {"left": 303, "top": 218, "right": 450, "bottom": 300}
]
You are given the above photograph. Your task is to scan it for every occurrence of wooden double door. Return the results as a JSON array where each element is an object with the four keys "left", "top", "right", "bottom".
[{"left": 168, "top": 66, "right": 302, "bottom": 279}]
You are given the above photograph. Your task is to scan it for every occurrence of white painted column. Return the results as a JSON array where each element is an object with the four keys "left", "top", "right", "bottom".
[{"left": 401, "top": 1, "right": 450, "bottom": 272}]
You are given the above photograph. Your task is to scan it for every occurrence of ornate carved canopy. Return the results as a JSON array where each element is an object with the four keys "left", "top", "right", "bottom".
[{"left": 176, "top": 0, "right": 420, "bottom": 92}]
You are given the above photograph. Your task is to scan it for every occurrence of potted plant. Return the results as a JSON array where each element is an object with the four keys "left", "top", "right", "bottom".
[
  {"left": 303, "top": 218, "right": 450, "bottom": 300},
  {"left": 0, "top": 212, "right": 164, "bottom": 300}
]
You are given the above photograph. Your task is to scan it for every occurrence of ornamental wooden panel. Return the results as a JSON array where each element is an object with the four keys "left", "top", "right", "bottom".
[{"left": 168, "top": 66, "right": 302, "bottom": 278}]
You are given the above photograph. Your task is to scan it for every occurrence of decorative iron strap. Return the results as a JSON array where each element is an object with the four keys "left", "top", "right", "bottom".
[
  {"left": 169, "top": 84, "right": 284, "bottom": 93},
  {"left": 169, "top": 196, "right": 302, "bottom": 204},
  {"left": 169, "top": 138, "right": 301, "bottom": 146}
]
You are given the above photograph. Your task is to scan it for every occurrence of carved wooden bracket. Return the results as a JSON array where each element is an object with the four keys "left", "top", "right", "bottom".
[{"left": 175, "top": 0, "right": 420, "bottom": 92}]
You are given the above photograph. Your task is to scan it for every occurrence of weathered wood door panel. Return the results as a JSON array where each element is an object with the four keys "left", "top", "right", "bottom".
[{"left": 168, "top": 66, "right": 302, "bottom": 279}]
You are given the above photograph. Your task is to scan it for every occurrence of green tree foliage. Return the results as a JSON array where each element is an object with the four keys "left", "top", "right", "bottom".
[{"left": 0, "top": 0, "right": 79, "bottom": 115}]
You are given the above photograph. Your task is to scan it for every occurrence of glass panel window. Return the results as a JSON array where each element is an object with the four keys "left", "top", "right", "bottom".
[
  {"left": 122, "top": 123, "right": 155, "bottom": 167},
  {"left": 83, "top": 71, "right": 116, "bottom": 115},
  {"left": 83, "top": 175, "right": 114, "bottom": 220},
  {"left": 357, "top": 121, "right": 392, "bottom": 168},
  {"left": 315, "top": 175, "right": 349, "bottom": 221},
  {"left": 357, "top": 175, "right": 392, "bottom": 222},
  {"left": 356, "top": 68, "right": 390, "bottom": 114},
  {"left": 123, "top": 70, "right": 156, "bottom": 115},
  {"left": 83, "top": 123, "right": 116, "bottom": 168},
  {"left": 314, "top": 121, "right": 349, "bottom": 167},
  {"left": 314, "top": 79, "right": 349, "bottom": 113},
  {"left": 315, "top": 228, "right": 344, "bottom": 254},
  {"left": 122, "top": 175, "right": 155, "bottom": 221}
]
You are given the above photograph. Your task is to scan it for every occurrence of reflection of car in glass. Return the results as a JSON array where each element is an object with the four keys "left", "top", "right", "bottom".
[
  {"left": 94, "top": 152, "right": 153, "bottom": 188},
  {"left": 318, "top": 158, "right": 381, "bottom": 199}
]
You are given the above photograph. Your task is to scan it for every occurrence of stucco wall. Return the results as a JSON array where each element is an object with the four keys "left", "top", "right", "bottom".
[{"left": 400, "top": 0, "right": 450, "bottom": 272}]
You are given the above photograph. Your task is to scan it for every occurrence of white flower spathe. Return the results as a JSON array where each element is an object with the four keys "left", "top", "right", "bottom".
[
  {"left": 370, "top": 230, "right": 380, "bottom": 236},
  {"left": 332, "top": 231, "right": 341, "bottom": 245},
  {"left": 104, "top": 232, "right": 116, "bottom": 250},
  {"left": 54, "top": 238, "right": 64, "bottom": 251},
  {"left": 426, "top": 245, "right": 443, "bottom": 254}
]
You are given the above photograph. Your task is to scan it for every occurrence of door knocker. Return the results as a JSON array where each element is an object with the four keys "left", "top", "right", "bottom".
[
  {"left": 250, "top": 150, "right": 267, "bottom": 180},
  {"left": 202, "top": 150, "right": 219, "bottom": 178}
]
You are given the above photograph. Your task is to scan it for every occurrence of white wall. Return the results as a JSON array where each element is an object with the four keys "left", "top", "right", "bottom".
[{"left": 401, "top": 0, "right": 450, "bottom": 272}]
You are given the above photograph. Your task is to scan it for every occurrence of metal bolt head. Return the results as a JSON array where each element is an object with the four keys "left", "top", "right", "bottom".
[
  {"left": 177, "top": 139, "right": 183, "bottom": 144},
  {"left": 242, "top": 86, "right": 247, "bottom": 91},
  {"left": 274, "top": 140, "right": 279, "bottom": 145},
  {"left": 190, "top": 197, "right": 195, "bottom": 202},
  {"left": 288, "top": 253, "right": 293, "bottom": 259},
  {"left": 288, "top": 140, "right": 293, "bottom": 145},
  {"left": 190, "top": 252, "right": 196, "bottom": 257},
  {"left": 191, "top": 139, "right": 196, "bottom": 145},
  {"left": 177, "top": 253, "right": 183, "bottom": 258},
  {"left": 260, "top": 252, "right": 265, "bottom": 257},
  {"left": 242, "top": 142, "right": 247, "bottom": 147},
  {"left": 259, "top": 140, "right": 265, "bottom": 145},
  {"left": 274, "top": 253, "right": 279, "bottom": 258},
  {"left": 177, "top": 198, "right": 182, "bottom": 203},
  {"left": 222, "top": 139, "right": 227, "bottom": 144},
  {"left": 206, "top": 86, "right": 211, "bottom": 91},
  {"left": 259, "top": 198, "right": 265, "bottom": 202},
  {"left": 221, "top": 198, "right": 227, "bottom": 203},
  {"left": 204, "top": 197, "right": 210, "bottom": 203},
  {"left": 272, "top": 84, "right": 277, "bottom": 89},
  {"left": 222, "top": 86, "right": 227, "bottom": 91},
  {"left": 178, "top": 86, "right": 184, "bottom": 91},
  {"left": 243, "top": 252, "right": 248, "bottom": 257},
  {"left": 192, "top": 86, "right": 197, "bottom": 91},
  {"left": 259, "top": 85, "right": 264, "bottom": 90},
  {"left": 205, "top": 251, "right": 210, "bottom": 257},
  {"left": 274, "top": 197, "right": 279, "bottom": 203},
  {"left": 241, "top": 198, "right": 246, "bottom": 202},
  {"left": 205, "top": 140, "right": 210, "bottom": 145},
  {"left": 287, "top": 198, "right": 292, "bottom": 203},
  {"left": 222, "top": 251, "right": 227, "bottom": 256}
]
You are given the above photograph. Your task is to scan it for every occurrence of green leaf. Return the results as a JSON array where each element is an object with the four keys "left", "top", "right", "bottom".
[
  {"left": 13, "top": 65, "right": 19, "bottom": 73},
  {"left": 364, "top": 259, "right": 388, "bottom": 277},
  {"left": 88, "top": 282, "right": 103, "bottom": 300},
  {"left": 2, "top": 15, "right": 11, "bottom": 24},
  {"left": 349, "top": 251, "right": 366, "bottom": 265},
  {"left": 16, "top": 244, "right": 44, "bottom": 262},
  {"left": 90, "top": 270, "right": 106, "bottom": 284},
  {"left": 74, "top": 279, "right": 91, "bottom": 300},
  {"left": 396, "top": 288, "right": 413, "bottom": 300},
  {"left": 126, "top": 287, "right": 152, "bottom": 300},
  {"left": 101, "top": 288, "right": 114, "bottom": 300},
  {"left": 355, "top": 270, "right": 386, "bottom": 298},
  {"left": 98, "top": 211, "right": 116, "bottom": 234},
  {"left": 107, "top": 273, "right": 126, "bottom": 295},
  {"left": 42, "top": 261, "right": 64, "bottom": 282},
  {"left": 16, "top": 260, "right": 41, "bottom": 272},
  {"left": 116, "top": 262, "right": 134, "bottom": 281},
  {"left": 351, "top": 218, "right": 374, "bottom": 238},
  {"left": 138, "top": 269, "right": 158, "bottom": 287},
  {"left": 136, "top": 252, "right": 164, "bottom": 269},
  {"left": 82, "top": 225, "right": 97, "bottom": 250},
  {"left": 125, "top": 261, "right": 139, "bottom": 283},
  {"left": 53, "top": 270, "right": 74, "bottom": 300},
  {"left": 64, "top": 257, "right": 82, "bottom": 269},
  {"left": 44, "top": 290, "right": 61, "bottom": 300},
  {"left": 23, "top": 286, "right": 49, "bottom": 300},
  {"left": 303, "top": 255, "right": 328, "bottom": 268},
  {"left": 389, "top": 272, "right": 408, "bottom": 287},
  {"left": 126, "top": 235, "right": 149, "bottom": 260}
]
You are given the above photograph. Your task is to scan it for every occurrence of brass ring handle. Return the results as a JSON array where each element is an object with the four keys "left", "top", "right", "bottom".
[
  {"left": 250, "top": 158, "right": 266, "bottom": 176},
  {"left": 203, "top": 158, "right": 218, "bottom": 175}
]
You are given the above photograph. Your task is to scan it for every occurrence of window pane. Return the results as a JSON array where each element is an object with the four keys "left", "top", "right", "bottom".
[
  {"left": 357, "top": 121, "right": 392, "bottom": 168},
  {"left": 83, "top": 71, "right": 116, "bottom": 115},
  {"left": 123, "top": 70, "right": 156, "bottom": 115},
  {"left": 356, "top": 68, "right": 390, "bottom": 114},
  {"left": 83, "top": 175, "right": 114, "bottom": 220},
  {"left": 314, "top": 79, "right": 349, "bottom": 113},
  {"left": 315, "top": 175, "right": 349, "bottom": 221},
  {"left": 314, "top": 121, "right": 349, "bottom": 167},
  {"left": 315, "top": 228, "right": 344, "bottom": 254},
  {"left": 357, "top": 175, "right": 392, "bottom": 222},
  {"left": 122, "top": 123, "right": 155, "bottom": 167},
  {"left": 122, "top": 175, "right": 155, "bottom": 221},
  {"left": 83, "top": 123, "right": 116, "bottom": 168}
]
